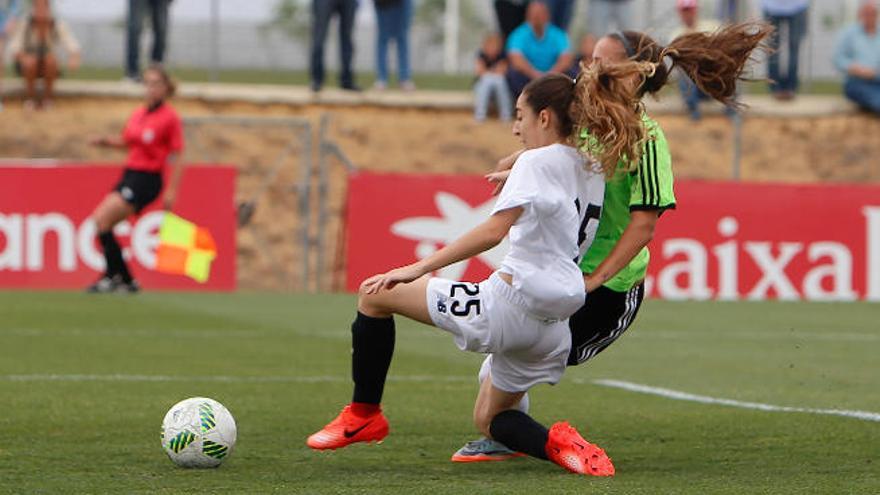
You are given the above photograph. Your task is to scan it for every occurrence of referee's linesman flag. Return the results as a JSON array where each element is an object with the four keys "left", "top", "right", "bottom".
[{"left": 156, "top": 213, "right": 218, "bottom": 283}]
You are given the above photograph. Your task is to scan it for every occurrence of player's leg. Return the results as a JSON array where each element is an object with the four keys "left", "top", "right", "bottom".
[
  {"left": 451, "top": 355, "right": 528, "bottom": 462},
  {"left": 87, "top": 192, "right": 135, "bottom": 292},
  {"left": 480, "top": 375, "right": 614, "bottom": 476},
  {"left": 306, "top": 276, "right": 432, "bottom": 450}
]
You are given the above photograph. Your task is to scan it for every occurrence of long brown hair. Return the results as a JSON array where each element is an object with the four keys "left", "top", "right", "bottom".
[
  {"left": 575, "top": 22, "right": 773, "bottom": 175},
  {"left": 623, "top": 22, "right": 773, "bottom": 106}
]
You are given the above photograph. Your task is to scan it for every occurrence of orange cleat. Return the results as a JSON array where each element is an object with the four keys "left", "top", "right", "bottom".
[
  {"left": 307, "top": 405, "right": 390, "bottom": 450},
  {"left": 545, "top": 421, "right": 615, "bottom": 476}
]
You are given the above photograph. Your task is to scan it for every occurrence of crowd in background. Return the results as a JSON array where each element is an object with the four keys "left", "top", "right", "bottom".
[
  {"left": 0, "top": 0, "right": 878, "bottom": 118},
  {"left": 468, "top": 0, "right": 880, "bottom": 121}
]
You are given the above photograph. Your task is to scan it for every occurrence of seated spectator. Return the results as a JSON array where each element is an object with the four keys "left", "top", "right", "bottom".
[
  {"left": 670, "top": 0, "right": 721, "bottom": 120},
  {"left": 505, "top": 1, "right": 572, "bottom": 98},
  {"left": 474, "top": 32, "right": 512, "bottom": 122},
  {"left": 567, "top": 33, "right": 596, "bottom": 78},
  {"left": 586, "top": 0, "right": 633, "bottom": 37},
  {"left": 9, "top": 0, "right": 79, "bottom": 110},
  {"left": 834, "top": 0, "right": 880, "bottom": 114}
]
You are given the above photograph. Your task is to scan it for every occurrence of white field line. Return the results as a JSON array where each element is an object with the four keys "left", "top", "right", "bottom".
[
  {"left": 591, "top": 379, "right": 880, "bottom": 423},
  {"left": 3, "top": 373, "right": 878, "bottom": 423}
]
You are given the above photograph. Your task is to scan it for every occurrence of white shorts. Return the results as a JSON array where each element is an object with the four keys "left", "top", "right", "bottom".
[{"left": 426, "top": 272, "right": 571, "bottom": 393}]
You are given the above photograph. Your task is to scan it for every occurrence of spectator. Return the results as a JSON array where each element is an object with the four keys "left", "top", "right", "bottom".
[
  {"left": 310, "top": 0, "right": 360, "bottom": 92},
  {"left": 494, "top": 0, "right": 530, "bottom": 40},
  {"left": 374, "top": 0, "right": 415, "bottom": 91},
  {"left": 9, "top": 0, "right": 80, "bottom": 111},
  {"left": 505, "top": 1, "right": 572, "bottom": 98},
  {"left": 762, "top": 0, "right": 809, "bottom": 100},
  {"left": 670, "top": 0, "right": 721, "bottom": 120},
  {"left": 586, "top": 0, "right": 634, "bottom": 37},
  {"left": 547, "top": 0, "right": 576, "bottom": 31},
  {"left": 567, "top": 33, "right": 597, "bottom": 78},
  {"left": 473, "top": 32, "right": 512, "bottom": 122},
  {"left": 126, "top": 0, "right": 172, "bottom": 83},
  {"left": 834, "top": 0, "right": 880, "bottom": 114},
  {"left": 718, "top": 0, "right": 743, "bottom": 23},
  {"left": 0, "top": 0, "right": 22, "bottom": 111}
]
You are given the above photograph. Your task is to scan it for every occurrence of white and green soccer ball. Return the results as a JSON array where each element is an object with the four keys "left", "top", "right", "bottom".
[{"left": 161, "top": 397, "right": 237, "bottom": 468}]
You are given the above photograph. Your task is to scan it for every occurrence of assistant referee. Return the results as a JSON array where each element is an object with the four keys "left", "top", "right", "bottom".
[{"left": 87, "top": 64, "right": 184, "bottom": 293}]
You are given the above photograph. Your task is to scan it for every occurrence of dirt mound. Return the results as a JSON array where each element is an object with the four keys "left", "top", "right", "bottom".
[{"left": 4, "top": 97, "right": 878, "bottom": 290}]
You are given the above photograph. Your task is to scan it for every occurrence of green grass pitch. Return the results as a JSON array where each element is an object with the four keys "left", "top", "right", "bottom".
[{"left": 0, "top": 292, "right": 877, "bottom": 494}]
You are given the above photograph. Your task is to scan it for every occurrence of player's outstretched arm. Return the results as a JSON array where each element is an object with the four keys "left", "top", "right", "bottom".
[{"left": 362, "top": 207, "right": 522, "bottom": 294}]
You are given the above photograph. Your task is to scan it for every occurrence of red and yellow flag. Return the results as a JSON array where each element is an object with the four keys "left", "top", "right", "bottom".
[{"left": 155, "top": 213, "right": 217, "bottom": 283}]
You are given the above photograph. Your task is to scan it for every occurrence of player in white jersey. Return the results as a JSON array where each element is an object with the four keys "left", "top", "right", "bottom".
[{"left": 306, "top": 71, "right": 652, "bottom": 475}]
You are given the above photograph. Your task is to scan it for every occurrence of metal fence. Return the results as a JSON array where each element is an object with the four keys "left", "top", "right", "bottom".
[{"left": 58, "top": 0, "right": 863, "bottom": 82}]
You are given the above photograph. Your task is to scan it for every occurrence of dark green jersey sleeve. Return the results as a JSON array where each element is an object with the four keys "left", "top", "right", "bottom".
[{"left": 629, "top": 120, "right": 676, "bottom": 211}]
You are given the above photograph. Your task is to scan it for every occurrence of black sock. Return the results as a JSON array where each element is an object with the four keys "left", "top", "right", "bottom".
[
  {"left": 98, "top": 231, "right": 132, "bottom": 283},
  {"left": 351, "top": 311, "right": 395, "bottom": 404},
  {"left": 489, "top": 409, "right": 550, "bottom": 460}
]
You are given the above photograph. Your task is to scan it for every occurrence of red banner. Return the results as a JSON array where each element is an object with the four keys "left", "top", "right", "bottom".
[
  {"left": 0, "top": 164, "right": 236, "bottom": 290},
  {"left": 345, "top": 172, "right": 880, "bottom": 301}
]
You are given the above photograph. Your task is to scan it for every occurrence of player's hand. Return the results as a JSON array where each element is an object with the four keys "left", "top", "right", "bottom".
[
  {"left": 495, "top": 149, "right": 524, "bottom": 172},
  {"left": 90, "top": 136, "right": 108, "bottom": 147},
  {"left": 361, "top": 264, "right": 425, "bottom": 294},
  {"left": 485, "top": 169, "right": 511, "bottom": 196},
  {"left": 583, "top": 274, "right": 602, "bottom": 294}
]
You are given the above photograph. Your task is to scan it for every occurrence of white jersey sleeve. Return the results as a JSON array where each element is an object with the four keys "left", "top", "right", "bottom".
[{"left": 491, "top": 153, "right": 542, "bottom": 216}]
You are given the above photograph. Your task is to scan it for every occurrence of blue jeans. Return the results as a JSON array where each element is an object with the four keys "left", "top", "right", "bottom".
[
  {"left": 844, "top": 77, "right": 880, "bottom": 114},
  {"left": 126, "top": 0, "right": 170, "bottom": 78},
  {"left": 310, "top": 0, "right": 358, "bottom": 88},
  {"left": 546, "top": 0, "right": 576, "bottom": 31},
  {"left": 474, "top": 73, "right": 512, "bottom": 121},
  {"left": 678, "top": 74, "right": 708, "bottom": 119},
  {"left": 376, "top": 0, "right": 413, "bottom": 83},
  {"left": 765, "top": 9, "right": 807, "bottom": 93}
]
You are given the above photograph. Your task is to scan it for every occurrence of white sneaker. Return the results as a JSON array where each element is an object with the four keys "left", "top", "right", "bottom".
[{"left": 373, "top": 80, "right": 387, "bottom": 91}]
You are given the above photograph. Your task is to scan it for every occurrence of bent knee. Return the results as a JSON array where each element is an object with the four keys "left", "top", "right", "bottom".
[{"left": 357, "top": 287, "right": 388, "bottom": 318}]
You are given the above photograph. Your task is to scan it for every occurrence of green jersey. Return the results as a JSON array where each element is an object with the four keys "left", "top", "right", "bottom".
[{"left": 580, "top": 115, "right": 676, "bottom": 292}]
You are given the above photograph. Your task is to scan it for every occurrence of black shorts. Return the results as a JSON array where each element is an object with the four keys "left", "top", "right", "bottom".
[
  {"left": 113, "top": 169, "right": 163, "bottom": 213},
  {"left": 567, "top": 282, "right": 645, "bottom": 366}
]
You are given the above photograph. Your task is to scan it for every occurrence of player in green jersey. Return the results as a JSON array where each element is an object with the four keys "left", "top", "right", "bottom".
[{"left": 452, "top": 22, "right": 772, "bottom": 464}]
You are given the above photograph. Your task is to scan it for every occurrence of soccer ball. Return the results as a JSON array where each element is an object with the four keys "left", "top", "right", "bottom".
[{"left": 161, "top": 397, "right": 237, "bottom": 468}]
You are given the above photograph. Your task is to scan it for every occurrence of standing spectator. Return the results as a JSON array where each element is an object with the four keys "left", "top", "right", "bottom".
[
  {"left": 586, "top": 0, "right": 634, "bottom": 37},
  {"left": 718, "top": 0, "right": 743, "bottom": 24},
  {"left": 506, "top": 1, "right": 572, "bottom": 98},
  {"left": 547, "top": 0, "right": 576, "bottom": 31},
  {"left": 0, "top": 0, "right": 22, "bottom": 111},
  {"left": 670, "top": 0, "right": 721, "bottom": 120},
  {"left": 9, "top": 0, "right": 80, "bottom": 110},
  {"left": 567, "top": 33, "right": 597, "bottom": 78},
  {"left": 310, "top": 0, "right": 360, "bottom": 92},
  {"left": 473, "top": 32, "right": 512, "bottom": 122},
  {"left": 374, "top": 0, "right": 415, "bottom": 91},
  {"left": 834, "top": 0, "right": 880, "bottom": 114},
  {"left": 494, "top": 0, "right": 530, "bottom": 40},
  {"left": 126, "top": 0, "right": 173, "bottom": 82},
  {"left": 762, "top": 0, "right": 809, "bottom": 100}
]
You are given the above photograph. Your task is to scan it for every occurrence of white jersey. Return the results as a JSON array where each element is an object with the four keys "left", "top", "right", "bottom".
[{"left": 491, "top": 143, "right": 605, "bottom": 320}]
